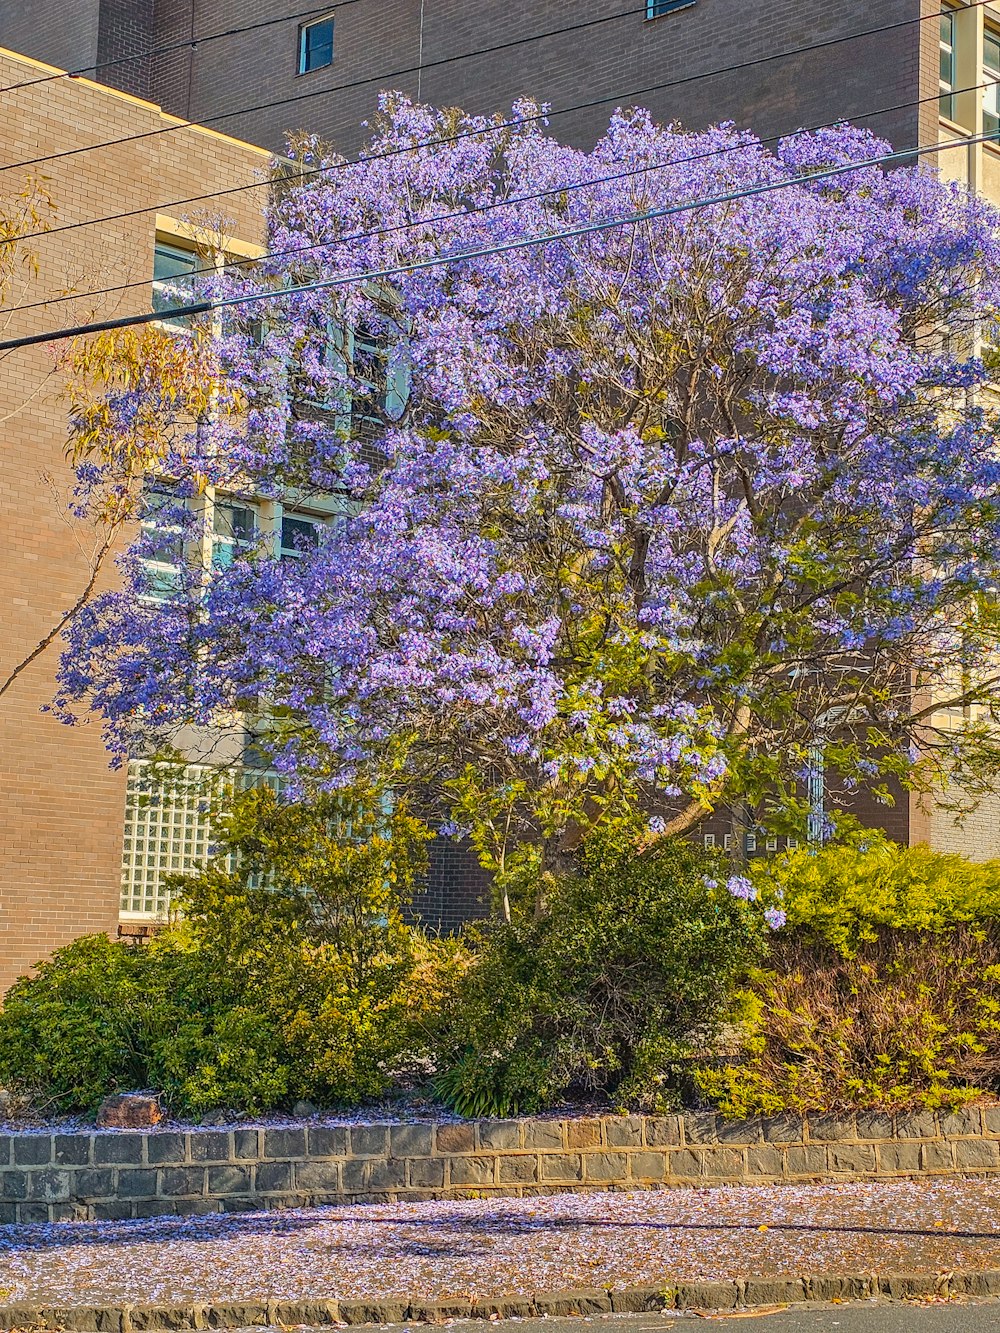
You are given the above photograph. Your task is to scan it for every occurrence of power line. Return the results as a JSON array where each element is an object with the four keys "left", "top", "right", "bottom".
[
  {"left": 2, "top": 126, "right": 993, "bottom": 355},
  {"left": 11, "top": 79, "right": 988, "bottom": 322},
  {"left": 0, "top": 2, "right": 981, "bottom": 179},
  {"left": 0, "top": 3, "right": 358, "bottom": 96},
  {"left": 2, "top": 0, "right": 980, "bottom": 253}
]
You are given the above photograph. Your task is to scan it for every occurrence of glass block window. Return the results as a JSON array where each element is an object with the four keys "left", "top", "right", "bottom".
[
  {"left": 121, "top": 760, "right": 283, "bottom": 917},
  {"left": 298, "top": 16, "right": 334, "bottom": 73}
]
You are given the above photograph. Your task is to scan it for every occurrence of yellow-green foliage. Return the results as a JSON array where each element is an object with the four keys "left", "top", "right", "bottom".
[
  {"left": 0, "top": 787, "right": 454, "bottom": 1117},
  {"left": 752, "top": 832, "right": 1000, "bottom": 956},
  {"left": 697, "top": 930, "right": 1000, "bottom": 1117}
]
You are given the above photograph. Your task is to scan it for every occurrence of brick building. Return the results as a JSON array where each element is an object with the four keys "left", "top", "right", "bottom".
[
  {"left": 0, "top": 2, "right": 999, "bottom": 991},
  {"left": 0, "top": 46, "right": 269, "bottom": 993},
  {"left": 0, "top": 0, "right": 939, "bottom": 160}
]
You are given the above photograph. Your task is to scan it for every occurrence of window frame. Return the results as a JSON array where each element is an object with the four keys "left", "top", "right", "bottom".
[
  {"left": 645, "top": 0, "right": 695, "bottom": 18},
  {"left": 940, "top": 8, "right": 957, "bottom": 122},
  {"left": 137, "top": 483, "right": 190, "bottom": 603},
  {"left": 152, "top": 236, "right": 200, "bottom": 328},
  {"left": 298, "top": 15, "right": 335, "bottom": 74},
  {"left": 985, "top": 25, "right": 1000, "bottom": 138}
]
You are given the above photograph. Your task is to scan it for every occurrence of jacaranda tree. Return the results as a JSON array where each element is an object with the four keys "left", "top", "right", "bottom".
[{"left": 59, "top": 96, "right": 1000, "bottom": 893}]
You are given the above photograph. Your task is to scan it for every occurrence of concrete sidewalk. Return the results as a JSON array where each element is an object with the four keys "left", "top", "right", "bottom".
[{"left": 2, "top": 1179, "right": 1000, "bottom": 1323}]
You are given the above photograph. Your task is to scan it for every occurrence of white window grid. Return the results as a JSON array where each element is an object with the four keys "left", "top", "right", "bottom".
[{"left": 120, "top": 759, "right": 282, "bottom": 918}]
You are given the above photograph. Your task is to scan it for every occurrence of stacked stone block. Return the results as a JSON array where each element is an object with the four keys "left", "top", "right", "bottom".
[{"left": 1, "top": 1106, "right": 999, "bottom": 1223}]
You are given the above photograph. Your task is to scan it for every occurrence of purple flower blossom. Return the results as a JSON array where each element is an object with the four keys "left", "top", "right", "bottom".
[{"left": 726, "top": 875, "right": 757, "bottom": 902}]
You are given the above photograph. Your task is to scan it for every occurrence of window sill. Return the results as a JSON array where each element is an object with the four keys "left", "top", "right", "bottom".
[{"left": 938, "top": 115, "right": 973, "bottom": 138}]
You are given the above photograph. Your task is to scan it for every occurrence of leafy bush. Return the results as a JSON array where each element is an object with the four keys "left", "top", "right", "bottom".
[
  {"left": 0, "top": 787, "right": 445, "bottom": 1116},
  {"left": 435, "top": 827, "right": 768, "bottom": 1118},
  {"left": 696, "top": 928, "right": 1000, "bottom": 1116},
  {"left": 751, "top": 832, "right": 1000, "bottom": 956},
  {"left": 0, "top": 934, "right": 157, "bottom": 1113}
]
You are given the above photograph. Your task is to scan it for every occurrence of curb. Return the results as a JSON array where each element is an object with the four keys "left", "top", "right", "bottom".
[{"left": 3, "top": 1270, "right": 1000, "bottom": 1329}]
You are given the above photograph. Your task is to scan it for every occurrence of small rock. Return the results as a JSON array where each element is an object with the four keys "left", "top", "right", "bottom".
[
  {"left": 96, "top": 1092, "right": 163, "bottom": 1129},
  {"left": 293, "top": 1100, "right": 319, "bottom": 1118}
]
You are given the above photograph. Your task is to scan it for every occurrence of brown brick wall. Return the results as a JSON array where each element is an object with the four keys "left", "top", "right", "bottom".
[{"left": 0, "top": 51, "right": 268, "bottom": 993}]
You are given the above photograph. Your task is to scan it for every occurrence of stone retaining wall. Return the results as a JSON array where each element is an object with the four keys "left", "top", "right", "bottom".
[{"left": 2, "top": 1106, "right": 1000, "bottom": 1223}]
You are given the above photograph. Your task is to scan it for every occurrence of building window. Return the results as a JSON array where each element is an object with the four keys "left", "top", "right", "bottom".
[
  {"left": 280, "top": 512, "right": 322, "bottom": 559},
  {"left": 121, "top": 760, "right": 282, "bottom": 918},
  {"left": 766, "top": 836, "right": 778, "bottom": 852},
  {"left": 985, "top": 29, "right": 1000, "bottom": 138},
  {"left": 940, "top": 10, "right": 957, "bottom": 121},
  {"left": 703, "top": 833, "right": 715, "bottom": 849},
  {"left": 138, "top": 484, "right": 187, "bottom": 601},
  {"left": 298, "top": 16, "right": 334, "bottom": 73},
  {"left": 212, "top": 500, "right": 257, "bottom": 570},
  {"left": 646, "top": 0, "right": 693, "bottom": 16},
  {"left": 152, "top": 239, "right": 199, "bottom": 326}
]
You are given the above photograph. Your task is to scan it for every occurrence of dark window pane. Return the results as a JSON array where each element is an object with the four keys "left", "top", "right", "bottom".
[
  {"left": 214, "top": 502, "right": 256, "bottom": 543},
  {"left": 153, "top": 241, "right": 197, "bottom": 321},
  {"left": 281, "top": 515, "right": 319, "bottom": 556},
  {"left": 299, "top": 18, "right": 334, "bottom": 73}
]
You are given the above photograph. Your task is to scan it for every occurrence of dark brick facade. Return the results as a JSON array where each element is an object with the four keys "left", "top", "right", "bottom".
[
  {"left": 0, "top": 0, "right": 929, "bottom": 157},
  {"left": 407, "top": 837, "right": 492, "bottom": 933}
]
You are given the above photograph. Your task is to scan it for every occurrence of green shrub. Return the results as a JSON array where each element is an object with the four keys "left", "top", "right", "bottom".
[
  {"left": 0, "top": 934, "right": 158, "bottom": 1112},
  {"left": 751, "top": 832, "right": 1000, "bottom": 956},
  {"left": 0, "top": 786, "right": 439, "bottom": 1117},
  {"left": 435, "top": 827, "right": 768, "bottom": 1118},
  {"left": 696, "top": 928, "right": 1000, "bottom": 1116}
]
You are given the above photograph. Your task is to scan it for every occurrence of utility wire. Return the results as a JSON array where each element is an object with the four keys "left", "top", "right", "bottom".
[
  {"left": 10, "top": 79, "right": 989, "bottom": 322},
  {"left": 0, "top": 2, "right": 984, "bottom": 178},
  {"left": 2, "top": 0, "right": 983, "bottom": 251},
  {"left": 2, "top": 126, "right": 994, "bottom": 354},
  {"left": 0, "top": 3, "right": 358, "bottom": 96}
]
